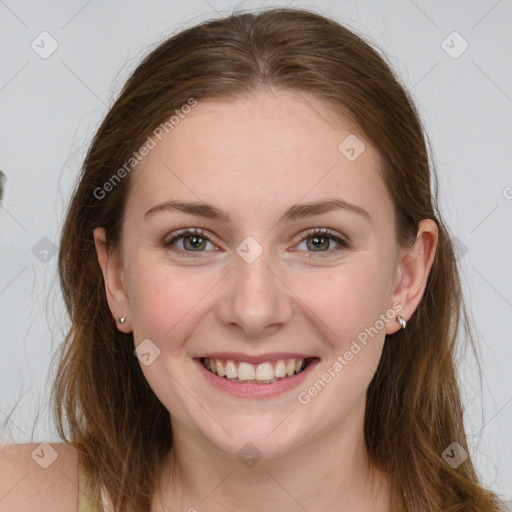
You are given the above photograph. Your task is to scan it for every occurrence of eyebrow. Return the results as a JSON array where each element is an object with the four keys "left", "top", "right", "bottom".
[{"left": 144, "top": 198, "right": 371, "bottom": 223}]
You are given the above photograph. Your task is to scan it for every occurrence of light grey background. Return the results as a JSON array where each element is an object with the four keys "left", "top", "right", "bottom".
[{"left": 0, "top": 0, "right": 511, "bottom": 502}]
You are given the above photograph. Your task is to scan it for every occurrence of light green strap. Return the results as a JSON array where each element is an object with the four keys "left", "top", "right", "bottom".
[{"left": 77, "top": 462, "right": 104, "bottom": 512}]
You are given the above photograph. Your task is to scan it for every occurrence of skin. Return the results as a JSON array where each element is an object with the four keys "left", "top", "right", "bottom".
[{"left": 94, "top": 88, "right": 438, "bottom": 511}]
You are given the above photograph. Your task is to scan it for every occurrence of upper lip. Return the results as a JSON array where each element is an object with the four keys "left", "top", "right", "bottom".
[{"left": 196, "top": 352, "right": 317, "bottom": 364}]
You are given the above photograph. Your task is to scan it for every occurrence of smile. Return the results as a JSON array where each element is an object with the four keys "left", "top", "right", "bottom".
[
  {"left": 201, "top": 357, "right": 313, "bottom": 384},
  {"left": 195, "top": 355, "right": 320, "bottom": 399}
]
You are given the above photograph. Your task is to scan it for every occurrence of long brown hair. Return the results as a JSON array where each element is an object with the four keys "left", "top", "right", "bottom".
[{"left": 53, "top": 7, "right": 502, "bottom": 511}]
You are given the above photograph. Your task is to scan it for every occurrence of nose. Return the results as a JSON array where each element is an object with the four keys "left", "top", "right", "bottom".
[{"left": 216, "top": 247, "right": 294, "bottom": 339}]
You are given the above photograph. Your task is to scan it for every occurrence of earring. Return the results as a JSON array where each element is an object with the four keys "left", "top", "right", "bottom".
[
  {"left": 119, "top": 317, "right": 126, "bottom": 325},
  {"left": 397, "top": 315, "right": 407, "bottom": 330}
]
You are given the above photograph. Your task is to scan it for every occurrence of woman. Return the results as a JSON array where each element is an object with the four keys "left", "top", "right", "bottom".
[{"left": 1, "top": 7, "right": 504, "bottom": 512}]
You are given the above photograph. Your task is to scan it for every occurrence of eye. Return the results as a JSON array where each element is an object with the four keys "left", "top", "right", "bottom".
[
  {"left": 295, "top": 228, "right": 350, "bottom": 255},
  {"left": 162, "top": 228, "right": 218, "bottom": 257},
  {"left": 162, "top": 227, "right": 350, "bottom": 258}
]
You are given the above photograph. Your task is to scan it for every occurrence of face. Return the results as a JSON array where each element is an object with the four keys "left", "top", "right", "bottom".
[{"left": 96, "top": 89, "right": 415, "bottom": 459}]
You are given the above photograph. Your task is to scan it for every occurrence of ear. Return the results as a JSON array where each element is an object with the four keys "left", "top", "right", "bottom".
[
  {"left": 385, "top": 219, "right": 438, "bottom": 335},
  {"left": 93, "top": 227, "right": 132, "bottom": 332}
]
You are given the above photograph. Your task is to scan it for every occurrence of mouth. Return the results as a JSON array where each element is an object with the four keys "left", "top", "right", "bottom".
[
  {"left": 194, "top": 354, "right": 320, "bottom": 399},
  {"left": 200, "top": 356, "right": 315, "bottom": 384}
]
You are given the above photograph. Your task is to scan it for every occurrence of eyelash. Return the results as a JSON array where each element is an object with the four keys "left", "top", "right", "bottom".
[{"left": 162, "top": 227, "right": 350, "bottom": 258}]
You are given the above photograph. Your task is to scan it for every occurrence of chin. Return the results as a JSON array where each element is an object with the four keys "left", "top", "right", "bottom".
[{"left": 198, "top": 415, "right": 310, "bottom": 460}]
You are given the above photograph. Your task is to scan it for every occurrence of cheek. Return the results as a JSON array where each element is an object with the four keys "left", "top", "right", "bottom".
[
  {"left": 295, "top": 260, "right": 392, "bottom": 346},
  {"left": 128, "top": 259, "right": 213, "bottom": 345},
  {"left": 290, "top": 265, "right": 392, "bottom": 425}
]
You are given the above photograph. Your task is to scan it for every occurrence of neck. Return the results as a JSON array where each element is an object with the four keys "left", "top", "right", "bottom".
[{"left": 153, "top": 406, "right": 390, "bottom": 512}]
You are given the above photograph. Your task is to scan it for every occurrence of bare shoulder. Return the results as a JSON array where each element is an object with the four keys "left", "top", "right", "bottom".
[{"left": 0, "top": 442, "right": 79, "bottom": 512}]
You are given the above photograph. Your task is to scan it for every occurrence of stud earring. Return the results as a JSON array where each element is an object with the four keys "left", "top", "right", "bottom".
[
  {"left": 119, "top": 317, "right": 126, "bottom": 325},
  {"left": 397, "top": 315, "right": 407, "bottom": 330}
]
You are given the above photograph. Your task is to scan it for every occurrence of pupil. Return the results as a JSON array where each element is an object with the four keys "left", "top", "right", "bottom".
[
  {"left": 309, "top": 236, "right": 328, "bottom": 251},
  {"left": 186, "top": 236, "right": 205, "bottom": 250}
]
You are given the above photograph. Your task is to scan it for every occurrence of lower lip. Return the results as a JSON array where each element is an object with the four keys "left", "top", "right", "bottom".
[{"left": 194, "top": 358, "right": 320, "bottom": 399}]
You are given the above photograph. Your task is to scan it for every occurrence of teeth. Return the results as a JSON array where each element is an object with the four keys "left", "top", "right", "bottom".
[
  {"left": 255, "top": 362, "right": 274, "bottom": 380},
  {"left": 203, "top": 357, "right": 308, "bottom": 382},
  {"left": 275, "top": 360, "right": 286, "bottom": 378},
  {"left": 286, "top": 358, "right": 296, "bottom": 376},
  {"left": 225, "top": 360, "right": 237, "bottom": 379},
  {"left": 238, "top": 362, "right": 256, "bottom": 381},
  {"left": 216, "top": 360, "right": 225, "bottom": 377}
]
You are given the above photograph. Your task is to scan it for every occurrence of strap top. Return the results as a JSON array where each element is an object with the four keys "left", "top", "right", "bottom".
[{"left": 77, "top": 462, "right": 114, "bottom": 512}]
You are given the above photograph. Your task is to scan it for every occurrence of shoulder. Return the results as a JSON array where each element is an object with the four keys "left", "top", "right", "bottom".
[{"left": 0, "top": 442, "right": 79, "bottom": 512}]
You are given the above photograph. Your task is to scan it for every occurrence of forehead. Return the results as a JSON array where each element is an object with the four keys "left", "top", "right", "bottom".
[{"left": 127, "top": 89, "right": 392, "bottom": 223}]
